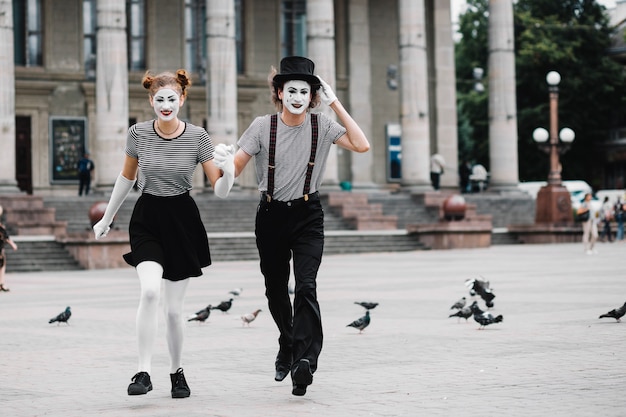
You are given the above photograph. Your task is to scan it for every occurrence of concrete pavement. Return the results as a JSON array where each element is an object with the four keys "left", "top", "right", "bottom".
[{"left": 1, "top": 241, "right": 625, "bottom": 417}]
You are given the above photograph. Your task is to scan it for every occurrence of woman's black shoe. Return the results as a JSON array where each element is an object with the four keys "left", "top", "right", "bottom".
[
  {"left": 170, "top": 368, "right": 191, "bottom": 398},
  {"left": 128, "top": 372, "right": 152, "bottom": 395}
]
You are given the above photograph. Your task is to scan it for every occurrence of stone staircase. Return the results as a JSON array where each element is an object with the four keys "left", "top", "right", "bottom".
[
  {"left": 323, "top": 193, "right": 399, "bottom": 229},
  {"left": 0, "top": 194, "right": 67, "bottom": 236},
  {"left": 1, "top": 189, "right": 537, "bottom": 272},
  {"left": 8, "top": 237, "right": 83, "bottom": 272},
  {"left": 2, "top": 190, "right": 429, "bottom": 272}
]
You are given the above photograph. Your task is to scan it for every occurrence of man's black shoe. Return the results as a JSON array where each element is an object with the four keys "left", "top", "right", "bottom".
[
  {"left": 128, "top": 371, "right": 152, "bottom": 395},
  {"left": 275, "top": 361, "right": 290, "bottom": 382},
  {"left": 291, "top": 359, "right": 313, "bottom": 396},
  {"left": 275, "top": 367, "right": 289, "bottom": 382},
  {"left": 292, "top": 383, "right": 307, "bottom": 396},
  {"left": 170, "top": 368, "right": 191, "bottom": 398}
]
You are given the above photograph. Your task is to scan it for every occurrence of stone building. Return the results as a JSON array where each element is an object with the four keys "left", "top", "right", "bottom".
[{"left": 1, "top": 0, "right": 520, "bottom": 196}]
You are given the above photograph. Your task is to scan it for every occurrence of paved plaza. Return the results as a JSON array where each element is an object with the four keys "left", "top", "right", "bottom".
[{"left": 1, "top": 241, "right": 625, "bottom": 417}]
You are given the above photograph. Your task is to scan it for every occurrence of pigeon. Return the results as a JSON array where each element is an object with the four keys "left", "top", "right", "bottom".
[
  {"left": 450, "top": 297, "right": 466, "bottom": 310},
  {"left": 187, "top": 305, "right": 211, "bottom": 323},
  {"left": 229, "top": 288, "right": 243, "bottom": 297},
  {"left": 354, "top": 301, "right": 378, "bottom": 310},
  {"left": 448, "top": 305, "right": 472, "bottom": 322},
  {"left": 241, "top": 309, "right": 262, "bottom": 326},
  {"left": 598, "top": 301, "right": 626, "bottom": 322},
  {"left": 465, "top": 278, "right": 495, "bottom": 308},
  {"left": 347, "top": 310, "right": 370, "bottom": 333},
  {"left": 211, "top": 298, "right": 233, "bottom": 313},
  {"left": 49, "top": 306, "right": 71, "bottom": 325},
  {"left": 470, "top": 301, "right": 502, "bottom": 329}
]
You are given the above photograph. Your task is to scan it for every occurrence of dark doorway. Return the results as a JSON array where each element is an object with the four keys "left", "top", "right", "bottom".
[{"left": 16, "top": 116, "right": 32, "bottom": 194}]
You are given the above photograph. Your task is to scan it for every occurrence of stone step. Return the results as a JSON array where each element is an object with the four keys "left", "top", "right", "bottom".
[
  {"left": 6, "top": 231, "right": 427, "bottom": 272},
  {"left": 43, "top": 193, "right": 353, "bottom": 234},
  {"left": 0, "top": 194, "right": 67, "bottom": 236},
  {"left": 6, "top": 237, "right": 83, "bottom": 273},
  {"left": 491, "top": 228, "right": 522, "bottom": 245},
  {"left": 323, "top": 192, "right": 398, "bottom": 230}
]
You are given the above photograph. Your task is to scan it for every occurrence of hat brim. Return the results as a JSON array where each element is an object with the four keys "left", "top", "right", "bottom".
[{"left": 274, "top": 73, "right": 321, "bottom": 88}]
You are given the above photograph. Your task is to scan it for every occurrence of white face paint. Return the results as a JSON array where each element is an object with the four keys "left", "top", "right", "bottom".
[
  {"left": 152, "top": 88, "right": 181, "bottom": 121},
  {"left": 281, "top": 80, "right": 311, "bottom": 115}
]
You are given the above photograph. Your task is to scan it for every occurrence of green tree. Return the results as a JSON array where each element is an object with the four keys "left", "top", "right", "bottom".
[
  {"left": 456, "top": 0, "right": 626, "bottom": 186},
  {"left": 455, "top": 0, "right": 489, "bottom": 168}
]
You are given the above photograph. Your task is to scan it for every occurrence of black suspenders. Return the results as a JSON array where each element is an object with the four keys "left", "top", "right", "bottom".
[{"left": 266, "top": 113, "right": 319, "bottom": 202}]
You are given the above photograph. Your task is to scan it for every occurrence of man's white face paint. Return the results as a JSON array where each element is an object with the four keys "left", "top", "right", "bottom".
[
  {"left": 282, "top": 80, "right": 311, "bottom": 115},
  {"left": 152, "top": 88, "right": 181, "bottom": 121}
]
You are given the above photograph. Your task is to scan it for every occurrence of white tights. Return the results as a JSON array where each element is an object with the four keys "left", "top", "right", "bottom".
[{"left": 135, "top": 261, "right": 189, "bottom": 374}]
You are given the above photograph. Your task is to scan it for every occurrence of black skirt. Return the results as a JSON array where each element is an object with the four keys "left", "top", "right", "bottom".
[{"left": 123, "top": 192, "right": 211, "bottom": 281}]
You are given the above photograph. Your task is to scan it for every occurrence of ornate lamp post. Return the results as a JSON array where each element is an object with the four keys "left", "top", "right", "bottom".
[{"left": 532, "top": 71, "right": 576, "bottom": 224}]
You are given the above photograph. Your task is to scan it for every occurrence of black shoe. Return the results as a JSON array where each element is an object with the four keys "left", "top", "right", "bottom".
[
  {"left": 292, "top": 383, "right": 307, "bottom": 396},
  {"left": 275, "top": 363, "right": 290, "bottom": 382},
  {"left": 128, "top": 372, "right": 152, "bottom": 395},
  {"left": 170, "top": 368, "right": 191, "bottom": 398},
  {"left": 291, "top": 359, "right": 313, "bottom": 396}
]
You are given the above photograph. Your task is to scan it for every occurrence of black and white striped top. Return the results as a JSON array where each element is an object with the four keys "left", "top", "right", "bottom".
[{"left": 126, "top": 120, "right": 214, "bottom": 197}]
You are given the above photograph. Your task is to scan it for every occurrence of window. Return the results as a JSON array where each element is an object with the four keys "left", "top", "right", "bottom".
[
  {"left": 235, "top": 0, "right": 243, "bottom": 74},
  {"left": 185, "top": 1, "right": 244, "bottom": 78},
  {"left": 13, "top": 0, "right": 43, "bottom": 66},
  {"left": 281, "top": 0, "right": 307, "bottom": 57},
  {"left": 127, "top": 0, "right": 145, "bottom": 71},
  {"left": 185, "top": 0, "right": 206, "bottom": 79},
  {"left": 83, "top": 0, "right": 96, "bottom": 78}
]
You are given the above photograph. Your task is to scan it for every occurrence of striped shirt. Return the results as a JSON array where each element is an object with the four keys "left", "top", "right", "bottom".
[
  {"left": 237, "top": 112, "right": 346, "bottom": 201},
  {"left": 126, "top": 120, "right": 214, "bottom": 197}
]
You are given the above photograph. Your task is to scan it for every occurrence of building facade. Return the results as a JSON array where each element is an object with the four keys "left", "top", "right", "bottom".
[{"left": 0, "top": 0, "right": 520, "bottom": 196}]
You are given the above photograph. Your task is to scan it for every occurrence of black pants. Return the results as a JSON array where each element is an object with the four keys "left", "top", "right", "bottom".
[
  {"left": 430, "top": 172, "right": 441, "bottom": 190},
  {"left": 255, "top": 193, "right": 324, "bottom": 374},
  {"left": 78, "top": 172, "right": 91, "bottom": 196}
]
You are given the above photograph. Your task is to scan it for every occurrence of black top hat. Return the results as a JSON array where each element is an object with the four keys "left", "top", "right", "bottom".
[{"left": 273, "top": 56, "right": 320, "bottom": 87}]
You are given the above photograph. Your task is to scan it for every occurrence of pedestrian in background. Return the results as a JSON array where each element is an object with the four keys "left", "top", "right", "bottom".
[
  {"left": 614, "top": 197, "right": 624, "bottom": 241},
  {"left": 77, "top": 152, "right": 95, "bottom": 196},
  {"left": 459, "top": 160, "right": 472, "bottom": 194},
  {"left": 430, "top": 153, "right": 445, "bottom": 190},
  {"left": 0, "top": 205, "right": 18, "bottom": 292},
  {"left": 599, "top": 196, "right": 613, "bottom": 242},
  {"left": 578, "top": 193, "right": 598, "bottom": 255}
]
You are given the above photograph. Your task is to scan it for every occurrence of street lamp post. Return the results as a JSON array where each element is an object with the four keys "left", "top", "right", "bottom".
[{"left": 533, "top": 71, "right": 576, "bottom": 224}]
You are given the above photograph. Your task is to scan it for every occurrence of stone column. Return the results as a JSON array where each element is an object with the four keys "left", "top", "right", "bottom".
[
  {"left": 0, "top": 0, "right": 19, "bottom": 193},
  {"left": 488, "top": 0, "right": 519, "bottom": 189},
  {"left": 307, "top": 0, "right": 339, "bottom": 186},
  {"left": 434, "top": 0, "right": 459, "bottom": 189},
  {"left": 398, "top": 0, "right": 431, "bottom": 189},
  {"left": 95, "top": 0, "right": 129, "bottom": 187},
  {"left": 347, "top": 0, "right": 374, "bottom": 188},
  {"left": 206, "top": 0, "right": 238, "bottom": 148}
]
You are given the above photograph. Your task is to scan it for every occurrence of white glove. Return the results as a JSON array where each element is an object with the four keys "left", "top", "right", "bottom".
[
  {"left": 213, "top": 144, "right": 235, "bottom": 199},
  {"left": 318, "top": 76, "right": 337, "bottom": 106},
  {"left": 93, "top": 173, "right": 135, "bottom": 239},
  {"left": 213, "top": 144, "right": 235, "bottom": 176}
]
